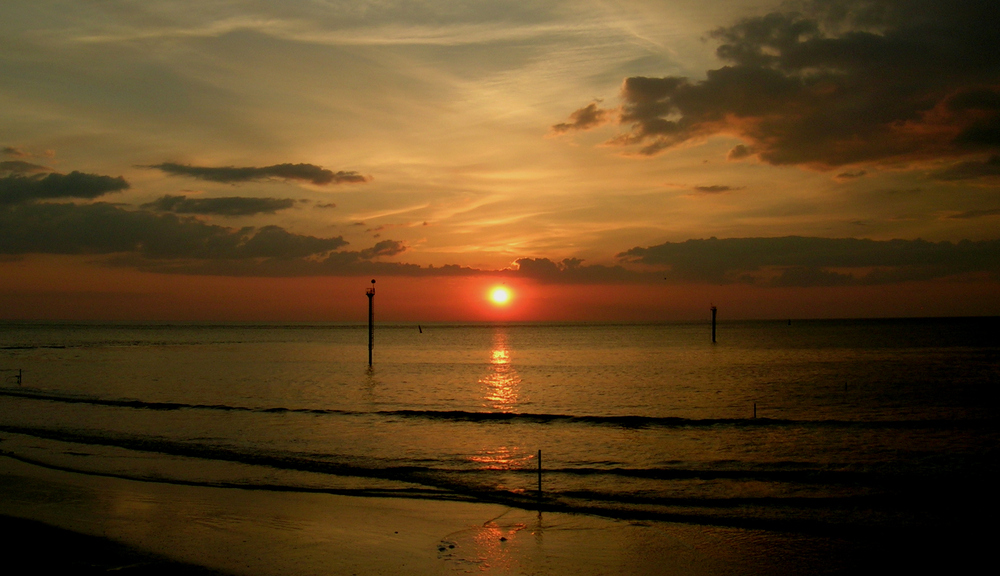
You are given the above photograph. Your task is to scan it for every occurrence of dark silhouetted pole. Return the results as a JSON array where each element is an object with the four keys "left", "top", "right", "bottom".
[
  {"left": 366, "top": 279, "right": 376, "bottom": 367},
  {"left": 711, "top": 305, "right": 717, "bottom": 343},
  {"left": 537, "top": 449, "right": 542, "bottom": 496}
]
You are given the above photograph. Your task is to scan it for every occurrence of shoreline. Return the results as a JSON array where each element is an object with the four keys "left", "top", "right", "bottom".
[
  {"left": 0, "top": 454, "right": 989, "bottom": 575},
  {"left": 0, "top": 455, "right": 828, "bottom": 575}
]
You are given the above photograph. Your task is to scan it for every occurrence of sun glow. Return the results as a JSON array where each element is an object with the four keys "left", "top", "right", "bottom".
[{"left": 489, "top": 286, "right": 512, "bottom": 305}]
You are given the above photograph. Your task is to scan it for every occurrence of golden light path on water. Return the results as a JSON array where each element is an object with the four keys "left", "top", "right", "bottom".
[
  {"left": 472, "top": 327, "right": 534, "bottom": 476},
  {"left": 479, "top": 328, "right": 521, "bottom": 413}
]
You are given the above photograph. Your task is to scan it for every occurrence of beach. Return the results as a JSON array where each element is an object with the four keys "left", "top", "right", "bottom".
[
  {"left": 0, "top": 455, "right": 847, "bottom": 576},
  {"left": 2, "top": 453, "right": 992, "bottom": 576}
]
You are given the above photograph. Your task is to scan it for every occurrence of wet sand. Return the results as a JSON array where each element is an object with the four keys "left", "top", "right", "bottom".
[{"left": 0, "top": 455, "right": 985, "bottom": 575}]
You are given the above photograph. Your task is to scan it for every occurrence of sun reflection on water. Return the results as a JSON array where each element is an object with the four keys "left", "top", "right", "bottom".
[
  {"left": 479, "top": 328, "right": 522, "bottom": 412},
  {"left": 469, "top": 445, "right": 534, "bottom": 470},
  {"left": 472, "top": 328, "right": 536, "bottom": 483}
]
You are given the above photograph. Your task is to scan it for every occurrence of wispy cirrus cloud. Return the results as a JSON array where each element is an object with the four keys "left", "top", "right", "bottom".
[
  {"left": 0, "top": 161, "right": 52, "bottom": 175},
  {"left": 63, "top": 4, "right": 604, "bottom": 48}
]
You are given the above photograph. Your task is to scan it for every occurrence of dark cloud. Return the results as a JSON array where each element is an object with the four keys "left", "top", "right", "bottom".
[
  {"left": 358, "top": 239, "right": 407, "bottom": 259},
  {"left": 0, "top": 199, "right": 439, "bottom": 277},
  {"left": 5, "top": 195, "right": 996, "bottom": 287},
  {"left": 727, "top": 144, "right": 754, "bottom": 161},
  {"left": 928, "top": 155, "right": 1000, "bottom": 182},
  {"left": 0, "top": 201, "right": 347, "bottom": 259},
  {"left": 946, "top": 207, "right": 1000, "bottom": 219},
  {"left": 0, "top": 161, "right": 52, "bottom": 174},
  {"left": 551, "top": 102, "right": 610, "bottom": 134},
  {"left": 512, "top": 257, "right": 642, "bottom": 283},
  {"left": 947, "top": 88, "right": 1000, "bottom": 147},
  {"left": 132, "top": 252, "right": 435, "bottom": 277},
  {"left": 119, "top": 242, "right": 467, "bottom": 278},
  {"left": 567, "top": 0, "right": 1000, "bottom": 170},
  {"left": 769, "top": 266, "right": 857, "bottom": 287},
  {"left": 142, "top": 194, "right": 297, "bottom": 216},
  {"left": 836, "top": 170, "right": 868, "bottom": 180},
  {"left": 314, "top": 202, "right": 337, "bottom": 209},
  {"left": 618, "top": 236, "right": 1000, "bottom": 286},
  {"left": 693, "top": 185, "right": 741, "bottom": 193},
  {"left": 2, "top": 147, "right": 27, "bottom": 157},
  {"left": 148, "top": 162, "right": 369, "bottom": 185},
  {"left": 0, "top": 171, "right": 129, "bottom": 206},
  {"left": 122, "top": 251, "right": 643, "bottom": 281}
]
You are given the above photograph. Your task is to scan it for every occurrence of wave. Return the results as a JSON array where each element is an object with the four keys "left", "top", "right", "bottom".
[
  {"left": 2, "top": 388, "right": 992, "bottom": 430},
  {"left": 0, "top": 423, "right": 959, "bottom": 486},
  {"left": 1, "top": 422, "right": 977, "bottom": 536}
]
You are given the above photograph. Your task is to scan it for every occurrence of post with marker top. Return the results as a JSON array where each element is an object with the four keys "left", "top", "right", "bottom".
[{"left": 366, "top": 279, "right": 376, "bottom": 367}]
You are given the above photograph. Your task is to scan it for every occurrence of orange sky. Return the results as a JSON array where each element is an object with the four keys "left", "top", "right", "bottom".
[
  {"left": 2, "top": 256, "right": 998, "bottom": 322},
  {"left": 1, "top": 1, "right": 998, "bottom": 322}
]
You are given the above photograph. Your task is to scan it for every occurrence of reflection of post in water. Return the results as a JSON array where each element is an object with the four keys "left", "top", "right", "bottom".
[{"left": 480, "top": 327, "right": 522, "bottom": 412}]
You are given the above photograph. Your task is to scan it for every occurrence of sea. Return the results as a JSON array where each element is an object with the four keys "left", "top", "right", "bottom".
[{"left": 1, "top": 318, "right": 997, "bottom": 539}]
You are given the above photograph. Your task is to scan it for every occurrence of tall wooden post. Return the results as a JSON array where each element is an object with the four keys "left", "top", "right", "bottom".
[
  {"left": 366, "top": 279, "right": 376, "bottom": 367},
  {"left": 711, "top": 305, "right": 717, "bottom": 344}
]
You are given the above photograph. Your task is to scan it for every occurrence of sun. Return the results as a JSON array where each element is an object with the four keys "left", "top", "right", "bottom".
[{"left": 489, "top": 286, "right": 512, "bottom": 305}]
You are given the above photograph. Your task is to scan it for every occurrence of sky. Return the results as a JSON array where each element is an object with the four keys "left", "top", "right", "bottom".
[{"left": 2, "top": 0, "right": 999, "bottom": 322}]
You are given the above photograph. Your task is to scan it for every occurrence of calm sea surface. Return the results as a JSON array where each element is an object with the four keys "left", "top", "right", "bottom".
[{"left": 1, "top": 319, "right": 997, "bottom": 534}]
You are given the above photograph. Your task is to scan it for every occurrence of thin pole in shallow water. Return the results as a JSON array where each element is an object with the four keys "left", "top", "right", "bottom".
[
  {"left": 537, "top": 450, "right": 542, "bottom": 496},
  {"left": 711, "top": 305, "right": 717, "bottom": 343},
  {"left": 366, "top": 279, "right": 376, "bottom": 367}
]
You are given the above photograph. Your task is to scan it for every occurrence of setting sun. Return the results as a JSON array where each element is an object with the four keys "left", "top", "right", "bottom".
[{"left": 489, "top": 286, "right": 512, "bottom": 305}]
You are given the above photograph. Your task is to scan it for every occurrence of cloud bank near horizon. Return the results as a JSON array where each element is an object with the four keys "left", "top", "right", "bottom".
[
  {"left": 2, "top": 165, "right": 997, "bottom": 286},
  {"left": 618, "top": 236, "right": 1000, "bottom": 286},
  {"left": 3, "top": 193, "right": 997, "bottom": 285}
]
